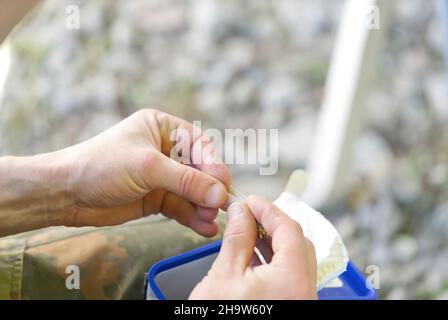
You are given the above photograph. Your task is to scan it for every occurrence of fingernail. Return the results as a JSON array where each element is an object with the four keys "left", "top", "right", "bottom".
[
  {"left": 204, "top": 183, "right": 225, "bottom": 206},
  {"left": 227, "top": 203, "right": 243, "bottom": 220}
]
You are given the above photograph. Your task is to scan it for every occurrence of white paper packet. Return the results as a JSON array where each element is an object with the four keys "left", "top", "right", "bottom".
[
  {"left": 273, "top": 191, "right": 349, "bottom": 290},
  {"left": 228, "top": 170, "right": 349, "bottom": 289}
]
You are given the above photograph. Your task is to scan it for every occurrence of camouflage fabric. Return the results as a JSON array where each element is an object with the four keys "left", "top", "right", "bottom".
[{"left": 0, "top": 214, "right": 226, "bottom": 300}]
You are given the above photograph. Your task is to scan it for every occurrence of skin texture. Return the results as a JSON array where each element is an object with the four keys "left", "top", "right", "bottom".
[
  {"left": 0, "top": 109, "right": 231, "bottom": 237},
  {"left": 0, "top": 109, "right": 317, "bottom": 299},
  {"left": 190, "top": 195, "right": 318, "bottom": 300}
]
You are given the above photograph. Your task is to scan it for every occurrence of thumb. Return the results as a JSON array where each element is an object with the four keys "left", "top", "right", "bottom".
[
  {"left": 151, "top": 154, "right": 227, "bottom": 208},
  {"left": 212, "top": 202, "right": 257, "bottom": 275}
]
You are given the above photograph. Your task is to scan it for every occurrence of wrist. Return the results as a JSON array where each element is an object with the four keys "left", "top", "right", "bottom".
[
  {"left": 38, "top": 149, "right": 78, "bottom": 227},
  {"left": 0, "top": 150, "right": 77, "bottom": 233}
]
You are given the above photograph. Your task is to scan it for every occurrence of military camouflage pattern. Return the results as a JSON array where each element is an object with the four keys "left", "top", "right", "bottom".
[{"left": 0, "top": 214, "right": 226, "bottom": 300}]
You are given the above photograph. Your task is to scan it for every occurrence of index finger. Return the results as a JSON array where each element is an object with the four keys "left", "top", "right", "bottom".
[{"left": 245, "top": 195, "right": 308, "bottom": 268}]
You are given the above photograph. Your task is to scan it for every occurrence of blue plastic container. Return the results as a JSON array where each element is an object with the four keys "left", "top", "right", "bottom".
[{"left": 146, "top": 240, "right": 377, "bottom": 300}]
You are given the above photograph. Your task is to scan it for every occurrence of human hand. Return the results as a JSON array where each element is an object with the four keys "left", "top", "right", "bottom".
[
  {"left": 56, "top": 109, "right": 230, "bottom": 236},
  {"left": 189, "top": 195, "right": 317, "bottom": 299}
]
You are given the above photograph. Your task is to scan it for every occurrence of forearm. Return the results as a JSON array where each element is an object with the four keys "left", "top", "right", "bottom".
[
  {"left": 0, "top": 151, "right": 75, "bottom": 236},
  {"left": 0, "top": 0, "right": 41, "bottom": 44}
]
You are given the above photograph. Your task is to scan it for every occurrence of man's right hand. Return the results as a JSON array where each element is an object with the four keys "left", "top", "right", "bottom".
[{"left": 189, "top": 195, "right": 317, "bottom": 300}]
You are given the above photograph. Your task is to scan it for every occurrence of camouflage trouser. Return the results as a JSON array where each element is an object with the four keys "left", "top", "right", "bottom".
[{"left": 0, "top": 214, "right": 226, "bottom": 300}]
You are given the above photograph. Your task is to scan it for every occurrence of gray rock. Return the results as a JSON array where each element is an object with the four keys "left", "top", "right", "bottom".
[
  {"left": 260, "top": 76, "right": 302, "bottom": 110},
  {"left": 391, "top": 235, "right": 418, "bottom": 262},
  {"left": 390, "top": 158, "right": 422, "bottom": 203},
  {"left": 425, "top": 74, "right": 448, "bottom": 121},
  {"left": 196, "top": 87, "right": 226, "bottom": 113},
  {"left": 352, "top": 131, "right": 394, "bottom": 195}
]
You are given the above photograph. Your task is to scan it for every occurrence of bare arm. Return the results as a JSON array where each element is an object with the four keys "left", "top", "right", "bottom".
[
  {"left": 0, "top": 152, "right": 74, "bottom": 236},
  {"left": 0, "top": 109, "right": 230, "bottom": 237},
  {"left": 0, "top": 0, "right": 41, "bottom": 43}
]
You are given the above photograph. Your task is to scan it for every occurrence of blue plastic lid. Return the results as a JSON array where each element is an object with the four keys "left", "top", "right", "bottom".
[{"left": 147, "top": 240, "right": 377, "bottom": 300}]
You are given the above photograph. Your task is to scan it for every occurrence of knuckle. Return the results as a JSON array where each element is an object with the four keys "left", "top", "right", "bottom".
[
  {"left": 306, "top": 237, "right": 315, "bottom": 253},
  {"left": 223, "top": 230, "right": 245, "bottom": 246},
  {"left": 279, "top": 214, "right": 304, "bottom": 238},
  {"left": 134, "top": 108, "right": 152, "bottom": 119},
  {"left": 134, "top": 108, "right": 164, "bottom": 124},
  {"left": 259, "top": 203, "right": 274, "bottom": 218},
  {"left": 144, "top": 151, "right": 160, "bottom": 167},
  {"left": 224, "top": 224, "right": 247, "bottom": 244},
  {"left": 179, "top": 169, "right": 198, "bottom": 195},
  {"left": 290, "top": 219, "right": 304, "bottom": 238},
  {"left": 139, "top": 107, "right": 157, "bottom": 115},
  {"left": 139, "top": 151, "right": 160, "bottom": 175},
  {"left": 154, "top": 109, "right": 171, "bottom": 125},
  {"left": 305, "top": 238, "right": 317, "bottom": 262},
  {"left": 281, "top": 246, "right": 301, "bottom": 259}
]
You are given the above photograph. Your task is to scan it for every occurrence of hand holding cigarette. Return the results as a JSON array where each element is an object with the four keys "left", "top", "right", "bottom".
[{"left": 190, "top": 195, "right": 317, "bottom": 300}]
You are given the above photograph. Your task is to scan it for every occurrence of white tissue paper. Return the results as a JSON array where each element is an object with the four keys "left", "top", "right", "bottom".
[{"left": 273, "top": 192, "right": 349, "bottom": 290}]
